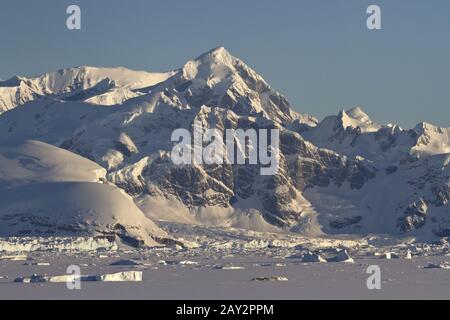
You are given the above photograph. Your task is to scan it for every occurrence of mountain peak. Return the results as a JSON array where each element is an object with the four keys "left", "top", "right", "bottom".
[
  {"left": 207, "top": 46, "right": 228, "bottom": 55},
  {"left": 0, "top": 75, "right": 26, "bottom": 87},
  {"left": 412, "top": 122, "right": 450, "bottom": 156},
  {"left": 346, "top": 107, "right": 370, "bottom": 121},
  {"left": 174, "top": 47, "right": 302, "bottom": 124},
  {"left": 333, "top": 107, "right": 380, "bottom": 133},
  {"left": 181, "top": 47, "right": 244, "bottom": 84},
  {"left": 414, "top": 121, "right": 435, "bottom": 131},
  {"left": 188, "top": 47, "right": 236, "bottom": 73},
  {"left": 195, "top": 46, "right": 232, "bottom": 61}
]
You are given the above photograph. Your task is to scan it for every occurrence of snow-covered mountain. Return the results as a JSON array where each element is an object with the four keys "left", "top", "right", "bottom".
[
  {"left": 0, "top": 66, "right": 175, "bottom": 112},
  {"left": 412, "top": 122, "right": 450, "bottom": 157},
  {"left": 1, "top": 47, "right": 449, "bottom": 242}
]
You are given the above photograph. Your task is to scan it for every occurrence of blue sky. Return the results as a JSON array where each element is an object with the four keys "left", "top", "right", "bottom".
[{"left": 1, "top": 0, "right": 449, "bottom": 128}]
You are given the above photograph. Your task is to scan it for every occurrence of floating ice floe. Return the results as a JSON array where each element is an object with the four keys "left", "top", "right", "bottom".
[
  {"left": 109, "top": 259, "right": 142, "bottom": 266},
  {"left": 381, "top": 252, "right": 400, "bottom": 260},
  {"left": 424, "top": 262, "right": 450, "bottom": 269},
  {"left": 157, "top": 260, "right": 197, "bottom": 266},
  {"left": 14, "top": 274, "right": 72, "bottom": 283},
  {"left": 251, "top": 276, "right": 288, "bottom": 282},
  {"left": 301, "top": 252, "right": 327, "bottom": 263},
  {"left": 327, "top": 249, "right": 354, "bottom": 263},
  {"left": 405, "top": 250, "right": 412, "bottom": 260},
  {"left": 214, "top": 265, "right": 245, "bottom": 270},
  {"left": 374, "top": 250, "right": 412, "bottom": 260},
  {"left": 97, "top": 271, "right": 143, "bottom": 282},
  {"left": 14, "top": 271, "right": 143, "bottom": 283},
  {"left": 178, "top": 260, "right": 198, "bottom": 265},
  {"left": 0, "top": 254, "right": 28, "bottom": 261},
  {"left": 258, "top": 263, "right": 273, "bottom": 267},
  {"left": 23, "top": 262, "right": 50, "bottom": 266}
]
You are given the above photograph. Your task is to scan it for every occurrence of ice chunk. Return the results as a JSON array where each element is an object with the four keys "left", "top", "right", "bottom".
[
  {"left": 214, "top": 265, "right": 245, "bottom": 270},
  {"left": 23, "top": 262, "right": 50, "bottom": 266},
  {"left": 162, "top": 260, "right": 197, "bottom": 265},
  {"left": 95, "top": 271, "right": 143, "bottom": 282},
  {"left": 14, "top": 271, "right": 143, "bottom": 283},
  {"left": 110, "top": 259, "right": 142, "bottom": 266},
  {"left": 382, "top": 252, "right": 400, "bottom": 260},
  {"left": 301, "top": 252, "right": 327, "bottom": 263},
  {"left": 405, "top": 250, "right": 412, "bottom": 260},
  {"left": 251, "top": 276, "right": 288, "bottom": 282},
  {"left": 424, "top": 262, "right": 450, "bottom": 269},
  {"left": 179, "top": 260, "right": 198, "bottom": 265},
  {"left": 0, "top": 254, "right": 28, "bottom": 261},
  {"left": 327, "top": 249, "right": 354, "bottom": 263}
]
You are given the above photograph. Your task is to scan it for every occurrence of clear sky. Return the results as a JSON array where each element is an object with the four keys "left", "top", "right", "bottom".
[{"left": 1, "top": 0, "right": 449, "bottom": 128}]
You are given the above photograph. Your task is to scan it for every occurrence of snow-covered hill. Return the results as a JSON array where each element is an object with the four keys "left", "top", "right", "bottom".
[
  {"left": 1, "top": 47, "right": 449, "bottom": 242},
  {"left": 0, "top": 140, "right": 171, "bottom": 246},
  {"left": 0, "top": 140, "right": 105, "bottom": 189}
]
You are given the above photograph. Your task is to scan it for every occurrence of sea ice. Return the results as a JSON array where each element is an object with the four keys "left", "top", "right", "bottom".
[
  {"left": 301, "top": 252, "right": 327, "bottom": 263},
  {"left": 327, "top": 249, "right": 354, "bottom": 263},
  {"left": 251, "top": 276, "right": 289, "bottom": 282}
]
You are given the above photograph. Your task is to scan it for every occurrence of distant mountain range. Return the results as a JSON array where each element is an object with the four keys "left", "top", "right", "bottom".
[{"left": 1, "top": 47, "right": 449, "bottom": 243}]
